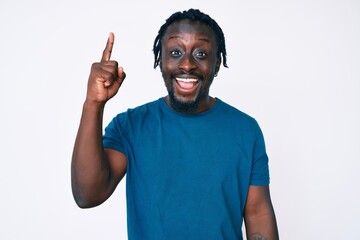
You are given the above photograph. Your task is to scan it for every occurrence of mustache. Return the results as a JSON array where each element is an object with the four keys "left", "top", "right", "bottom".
[{"left": 171, "top": 70, "right": 203, "bottom": 80}]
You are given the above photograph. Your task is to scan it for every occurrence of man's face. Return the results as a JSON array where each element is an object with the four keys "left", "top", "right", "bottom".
[{"left": 160, "top": 19, "right": 221, "bottom": 113}]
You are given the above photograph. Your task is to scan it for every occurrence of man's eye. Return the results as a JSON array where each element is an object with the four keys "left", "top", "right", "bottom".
[
  {"left": 195, "top": 52, "right": 207, "bottom": 58},
  {"left": 170, "top": 50, "right": 182, "bottom": 56}
]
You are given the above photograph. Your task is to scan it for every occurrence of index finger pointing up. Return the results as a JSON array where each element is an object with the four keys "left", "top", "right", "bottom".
[{"left": 101, "top": 32, "right": 115, "bottom": 62}]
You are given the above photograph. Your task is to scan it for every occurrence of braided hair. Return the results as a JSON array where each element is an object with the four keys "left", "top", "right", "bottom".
[{"left": 153, "top": 9, "right": 228, "bottom": 69}]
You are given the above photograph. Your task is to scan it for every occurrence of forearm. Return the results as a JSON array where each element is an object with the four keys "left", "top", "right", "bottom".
[
  {"left": 245, "top": 208, "right": 279, "bottom": 240},
  {"left": 244, "top": 185, "right": 279, "bottom": 240},
  {"left": 71, "top": 101, "right": 111, "bottom": 208}
]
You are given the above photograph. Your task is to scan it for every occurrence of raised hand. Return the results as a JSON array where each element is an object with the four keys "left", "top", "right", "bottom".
[{"left": 86, "top": 32, "right": 126, "bottom": 104}]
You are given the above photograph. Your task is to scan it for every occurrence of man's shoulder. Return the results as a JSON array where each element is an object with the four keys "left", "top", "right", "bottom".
[
  {"left": 217, "top": 98, "right": 256, "bottom": 122},
  {"left": 215, "top": 98, "right": 264, "bottom": 135},
  {"left": 109, "top": 99, "right": 162, "bottom": 128},
  {"left": 114, "top": 98, "right": 163, "bottom": 121}
]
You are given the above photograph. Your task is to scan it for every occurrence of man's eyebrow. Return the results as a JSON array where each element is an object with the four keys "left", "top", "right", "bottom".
[
  {"left": 168, "top": 35, "right": 181, "bottom": 40},
  {"left": 167, "top": 35, "right": 210, "bottom": 42},
  {"left": 197, "top": 37, "right": 210, "bottom": 42}
]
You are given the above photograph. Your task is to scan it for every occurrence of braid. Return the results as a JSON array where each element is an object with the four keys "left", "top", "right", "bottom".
[{"left": 153, "top": 9, "right": 228, "bottom": 69}]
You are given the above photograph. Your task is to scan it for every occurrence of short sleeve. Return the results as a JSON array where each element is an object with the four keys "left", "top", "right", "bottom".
[
  {"left": 250, "top": 122, "right": 270, "bottom": 186},
  {"left": 102, "top": 114, "right": 127, "bottom": 154}
]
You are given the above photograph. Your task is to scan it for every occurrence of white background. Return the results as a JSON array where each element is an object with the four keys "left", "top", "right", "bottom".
[{"left": 1, "top": 0, "right": 359, "bottom": 239}]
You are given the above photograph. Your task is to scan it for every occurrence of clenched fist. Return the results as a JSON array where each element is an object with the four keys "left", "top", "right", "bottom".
[{"left": 86, "top": 32, "right": 126, "bottom": 104}]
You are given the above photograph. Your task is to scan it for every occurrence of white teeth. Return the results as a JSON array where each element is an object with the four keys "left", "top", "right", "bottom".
[{"left": 175, "top": 78, "right": 198, "bottom": 83}]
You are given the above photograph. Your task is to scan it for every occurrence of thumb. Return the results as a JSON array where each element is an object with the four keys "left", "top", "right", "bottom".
[
  {"left": 107, "top": 67, "right": 125, "bottom": 98},
  {"left": 116, "top": 67, "right": 126, "bottom": 86}
]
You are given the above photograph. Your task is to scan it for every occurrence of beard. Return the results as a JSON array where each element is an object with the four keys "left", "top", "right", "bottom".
[
  {"left": 162, "top": 69, "right": 208, "bottom": 113},
  {"left": 168, "top": 88, "right": 201, "bottom": 113}
]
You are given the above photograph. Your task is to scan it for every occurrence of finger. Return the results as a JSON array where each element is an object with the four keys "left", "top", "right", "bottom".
[
  {"left": 104, "top": 66, "right": 122, "bottom": 87},
  {"left": 110, "top": 67, "right": 126, "bottom": 89},
  {"left": 91, "top": 61, "right": 118, "bottom": 78},
  {"left": 116, "top": 67, "right": 126, "bottom": 84},
  {"left": 101, "top": 32, "right": 115, "bottom": 62},
  {"left": 100, "top": 60, "right": 119, "bottom": 71}
]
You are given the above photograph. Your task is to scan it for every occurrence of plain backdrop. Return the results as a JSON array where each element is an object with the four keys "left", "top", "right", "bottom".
[{"left": 1, "top": 0, "right": 359, "bottom": 239}]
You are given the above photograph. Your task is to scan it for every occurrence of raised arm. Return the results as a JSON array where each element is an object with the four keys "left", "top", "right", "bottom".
[
  {"left": 244, "top": 185, "right": 279, "bottom": 240},
  {"left": 71, "top": 33, "right": 127, "bottom": 208}
]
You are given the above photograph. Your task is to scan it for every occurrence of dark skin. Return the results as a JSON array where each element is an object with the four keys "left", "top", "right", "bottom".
[
  {"left": 71, "top": 21, "right": 279, "bottom": 239},
  {"left": 71, "top": 32, "right": 127, "bottom": 207},
  {"left": 160, "top": 19, "right": 220, "bottom": 113}
]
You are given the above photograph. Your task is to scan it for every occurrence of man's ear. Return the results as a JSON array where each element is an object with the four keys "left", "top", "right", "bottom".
[
  {"left": 159, "top": 59, "right": 163, "bottom": 72},
  {"left": 215, "top": 58, "right": 221, "bottom": 75}
]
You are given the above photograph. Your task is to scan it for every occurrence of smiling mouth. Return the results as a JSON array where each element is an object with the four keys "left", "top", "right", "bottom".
[{"left": 175, "top": 77, "right": 199, "bottom": 90}]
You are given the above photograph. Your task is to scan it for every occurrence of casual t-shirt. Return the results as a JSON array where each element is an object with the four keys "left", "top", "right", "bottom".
[{"left": 103, "top": 98, "right": 269, "bottom": 240}]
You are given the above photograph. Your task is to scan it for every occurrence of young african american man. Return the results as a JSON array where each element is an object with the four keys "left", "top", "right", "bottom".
[{"left": 72, "top": 9, "right": 279, "bottom": 240}]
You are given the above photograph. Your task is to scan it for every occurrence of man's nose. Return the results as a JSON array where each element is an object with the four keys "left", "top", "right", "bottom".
[{"left": 179, "top": 54, "right": 196, "bottom": 73}]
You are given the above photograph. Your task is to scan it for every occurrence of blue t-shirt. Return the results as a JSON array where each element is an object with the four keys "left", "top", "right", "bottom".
[{"left": 103, "top": 98, "right": 269, "bottom": 240}]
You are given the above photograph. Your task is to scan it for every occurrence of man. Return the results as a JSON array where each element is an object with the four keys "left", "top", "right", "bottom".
[{"left": 72, "top": 9, "right": 279, "bottom": 240}]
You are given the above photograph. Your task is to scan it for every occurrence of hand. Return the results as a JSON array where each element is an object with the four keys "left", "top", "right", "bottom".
[{"left": 86, "top": 32, "right": 126, "bottom": 104}]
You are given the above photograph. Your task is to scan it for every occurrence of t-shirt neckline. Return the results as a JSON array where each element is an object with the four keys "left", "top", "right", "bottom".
[{"left": 159, "top": 97, "right": 221, "bottom": 118}]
